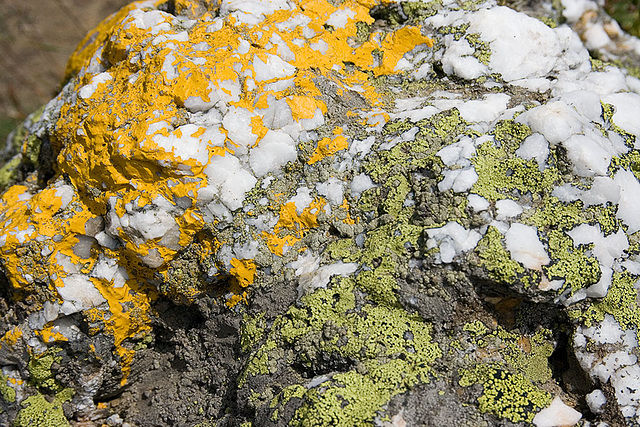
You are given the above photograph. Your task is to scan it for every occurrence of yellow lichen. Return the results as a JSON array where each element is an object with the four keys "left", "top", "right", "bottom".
[
  {"left": 339, "top": 198, "right": 357, "bottom": 225},
  {"left": 0, "top": 0, "right": 433, "bottom": 384},
  {"left": 263, "top": 199, "right": 326, "bottom": 256},
  {"left": 36, "top": 327, "right": 68, "bottom": 344},
  {"left": 1, "top": 327, "right": 23, "bottom": 348},
  {"left": 308, "top": 127, "right": 349, "bottom": 164}
]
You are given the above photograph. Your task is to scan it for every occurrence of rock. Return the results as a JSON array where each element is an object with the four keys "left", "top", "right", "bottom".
[{"left": 0, "top": 0, "right": 639, "bottom": 425}]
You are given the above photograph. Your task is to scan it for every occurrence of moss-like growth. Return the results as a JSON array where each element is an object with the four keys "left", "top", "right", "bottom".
[
  {"left": 402, "top": 0, "right": 442, "bottom": 20},
  {"left": 538, "top": 15, "right": 557, "bottom": 28},
  {"left": 368, "top": 109, "right": 469, "bottom": 181},
  {"left": 605, "top": 0, "right": 640, "bottom": 37},
  {"left": 242, "top": 279, "right": 441, "bottom": 425},
  {"left": 570, "top": 271, "right": 640, "bottom": 339},
  {"left": 601, "top": 102, "right": 636, "bottom": 148},
  {"left": 369, "top": 0, "right": 443, "bottom": 28},
  {"left": 463, "top": 320, "right": 555, "bottom": 381},
  {"left": 0, "top": 157, "right": 22, "bottom": 192},
  {"left": 544, "top": 229, "right": 600, "bottom": 293},
  {"left": 14, "top": 389, "right": 74, "bottom": 427},
  {"left": 466, "top": 33, "right": 492, "bottom": 65},
  {"left": 379, "top": 173, "right": 411, "bottom": 217},
  {"left": 476, "top": 226, "right": 525, "bottom": 284},
  {"left": 471, "top": 120, "right": 563, "bottom": 204},
  {"left": 459, "top": 365, "right": 551, "bottom": 423},
  {"left": 459, "top": 319, "right": 555, "bottom": 422},
  {"left": 326, "top": 238, "right": 358, "bottom": 261},
  {"left": 27, "top": 348, "right": 63, "bottom": 393},
  {"left": 291, "top": 369, "right": 404, "bottom": 426},
  {"left": 472, "top": 142, "right": 546, "bottom": 203},
  {"left": 0, "top": 373, "right": 16, "bottom": 403},
  {"left": 495, "top": 328, "right": 554, "bottom": 384},
  {"left": 240, "top": 312, "right": 266, "bottom": 353},
  {"left": 356, "top": 220, "right": 422, "bottom": 304},
  {"left": 0, "top": 106, "right": 46, "bottom": 192}
]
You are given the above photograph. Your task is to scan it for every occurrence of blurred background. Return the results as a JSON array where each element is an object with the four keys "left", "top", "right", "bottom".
[
  {"left": 0, "top": 0, "right": 131, "bottom": 141},
  {"left": 0, "top": 0, "right": 638, "bottom": 143}
]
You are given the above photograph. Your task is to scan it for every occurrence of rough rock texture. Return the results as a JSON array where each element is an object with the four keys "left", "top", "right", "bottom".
[{"left": 1, "top": 0, "right": 640, "bottom": 425}]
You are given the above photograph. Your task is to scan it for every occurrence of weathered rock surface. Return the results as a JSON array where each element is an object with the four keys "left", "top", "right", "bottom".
[{"left": 1, "top": 0, "right": 640, "bottom": 425}]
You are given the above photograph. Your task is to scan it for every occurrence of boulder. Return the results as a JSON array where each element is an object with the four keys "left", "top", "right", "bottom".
[{"left": 0, "top": 0, "right": 640, "bottom": 425}]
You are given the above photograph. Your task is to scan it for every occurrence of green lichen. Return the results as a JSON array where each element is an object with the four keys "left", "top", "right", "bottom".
[
  {"left": 584, "top": 203, "right": 620, "bottom": 234},
  {"left": 356, "top": 221, "right": 422, "bottom": 304},
  {"left": 590, "top": 58, "right": 608, "bottom": 72},
  {"left": 601, "top": 102, "right": 636, "bottom": 148},
  {"left": 493, "top": 120, "right": 531, "bottom": 148},
  {"left": 463, "top": 320, "right": 489, "bottom": 336},
  {"left": 241, "top": 278, "right": 441, "bottom": 426},
  {"left": 160, "top": 237, "right": 216, "bottom": 304},
  {"left": 0, "top": 157, "right": 21, "bottom": 193},
  {"left": 476, "top": 226, "right": 525, "bottom": 284},
  {"left": 401, "top": 0, "right": 441, "bottom": 20},
  {"left": 544, "top": 229, "right": 600, "bottom": 293},
  {"left": 356, "top": 186, "right": 381, "bottom": 213},
  {"left": 239, "top": 108, "right": 469, "bottom": 423},
  {"left": 269, "top": 384, "right": 306, "bottom": 421},
  {"left": 288, "top": 300, "right": 441, "bottom": 425},
  {"left": 242, "top": 68, "right": 629, "bottom": 423},
  {"left": 381, "top": 118, "right": 415, "bottom": 136},
  {"left": 460, "top": 0, "right": 490, "bottom": 11},
  {"left": 522, "top": 197, "right": 583, "bottom": 230},
  {"left": 356, "top": 268, "right": 399, "bottom": 304},
  {"left": 380, "top": 174, "right": 411, "bottom": 217},
  {"left": 27, "top": 348, "right": 63, "bottom": 393},
  {"left": 437, "top": 23, "right": 470, "bottom": 40},
  {"left": 238, "top": 339, "right": 278, "bottom": 387},
  {"left": 354, "top": 22, "right": 371, "bottom": 45},
  {"left": 538, "top": 15, "right": 557, "bottom": 28},
  {"left": 291, "top": 369, "right": 400, "bottom": 426},
  {"left": 522, "top": 198, "right": 577, "bottom": 230},
  {"left": 272, "top": 384, "right": 306, "bottom": 409},
  {"left": 611, "top": 149, "right": 640, "bottom": 181},
  {"left": 468, "top": 118, "right": 619, "bottom": 296},
  {"left": 0, "top": 107, "right": 46, "bottom": 192},
  {"left": 495, "top": 328, "right": 554, "bottom": 384},
  {"left": 369, "top": 0, "right": 440, "bottom": 28},
  {"left": 240, "top": 312, "right": 266, "bottom": 353},
  {"left": 463, "top": 321, "right": 555, "bottom": 385},
  {"left": 472, "top": 140, "right": 546, "bottom": 203},
  {"left": 363, "top": 109, "right": 474, "bottom": 229},
  {"left": 21, "top": 134, "right": 42, "bottom": 167},
  {"left": 465, "top": 33, "right": 491, "bottom": 65},
  {"left": 133, "top": 331, "right": 153, "bottom": 351},
  {"left": 326, "top": 238, "right": 358, "bottom": 261},
  {"left": 459, "top": 365, "right": 551, "bottom": 423},
  {"left": 570, "top": 271, "right": 640, "bottom": 339},
  {"left": 0, "top": 374, "right": 16, "bottom": 403},
  {"left": 470, "top": 120, "right": 565, "bottom": 204},
  {"left": 13, "top": 389, "right": 74, "bottom": 427},
  {"left": 368, "top": 109, "right": 469, "bottom": 181},
  {"left": 459, "top": 319, "right": 556, "bottom": 423},
  {"left": 325, "top": 111, "right": 469, "bottom": 305}
]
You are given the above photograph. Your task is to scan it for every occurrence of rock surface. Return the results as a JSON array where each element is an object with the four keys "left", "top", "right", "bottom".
[{"left": 1, "top": 0, "right": 640, "bottom": 425}]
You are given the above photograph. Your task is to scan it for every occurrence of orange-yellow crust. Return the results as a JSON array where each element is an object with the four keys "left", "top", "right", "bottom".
[{"left": 0, "top": 0, "right": 432, "bottom": 383}]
